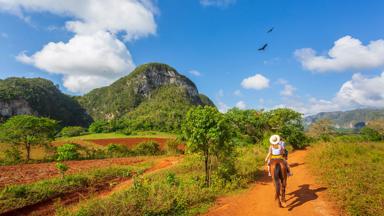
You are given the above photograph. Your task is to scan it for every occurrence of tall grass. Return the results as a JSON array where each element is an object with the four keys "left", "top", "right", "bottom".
[
  {"left": 58, "top": 145, "right": 265, "bottom": 216},
  {"left": 308, "top": 141, "right": 384, "bottom": 216}
]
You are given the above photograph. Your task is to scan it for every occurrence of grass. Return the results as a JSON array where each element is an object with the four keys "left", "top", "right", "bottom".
[
  {"left": 308, "top": 141, "right": 384, "bottom": 216},
  {"left": 58, "top": 145, "right": 265, "bottom": 216},
  {"left": 0, "top": 142, "right": 51, "bottom": 162},
  {"left": 0, "top": 162, "right": 152, "bottom": 214}
]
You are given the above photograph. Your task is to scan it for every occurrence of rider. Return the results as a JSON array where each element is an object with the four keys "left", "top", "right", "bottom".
[{"left": 265, "top": 135, "right": 292, "bottom": 177}]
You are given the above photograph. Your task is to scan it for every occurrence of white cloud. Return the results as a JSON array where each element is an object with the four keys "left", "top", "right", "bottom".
[
  {"left": 235, "top": 100, "right": 246, "bottom": 110},
  {"left": 17, "top": 31, "right": 135, "bottom": 93},
  {"left": 2, "top": 0, "right": 157, "bottom": 94},
  {"left": 218, "top": 101, "right": 230, "bottom": 113},
  {"left": 295, "top": 35, "right": 384, "bottom": 72},
  {"left": 277, "top": 79, "right": 296, "bottom": 97},
  {"left": 200, "top": 0, "right": 236, "bottom": 7},
  {"left": 241, "top": 74, "right": 269, "bottom": 90},
  {"left": 0, "top": 0, "right": 157, "bottom": 40},
  {"left": 233, "top": 89, "right": 242, "bottom": 97},
  {"left": 281, "top": 72, "right": 384, "bottom": 115},
  {"left": 189, "top": 69, "right": 202, "bottom": 77}
]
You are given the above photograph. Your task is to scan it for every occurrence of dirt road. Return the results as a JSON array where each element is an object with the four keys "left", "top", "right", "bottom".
[{"left": 205, "top": 149, "right": 341, "bottom": 216}]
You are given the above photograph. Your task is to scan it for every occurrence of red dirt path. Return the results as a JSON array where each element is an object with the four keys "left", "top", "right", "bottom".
[
  {"left": 0, "top": 157, "right": 146, "bottom": 187},
  {"left": 204, "top": 149, "right": 341, "bottom": 216}
]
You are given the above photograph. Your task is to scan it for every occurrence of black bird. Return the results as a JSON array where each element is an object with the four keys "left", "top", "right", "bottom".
[
  {"left": 267, "top": 27, "right": 274, "bottom": 33},
  {"left": 258, "top": 43, "right": 268, "bottom": 51}
]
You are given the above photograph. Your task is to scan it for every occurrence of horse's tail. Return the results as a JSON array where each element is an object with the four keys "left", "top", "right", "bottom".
[{"left": 274, "top": 163, "right": 281, "bottom": 200}]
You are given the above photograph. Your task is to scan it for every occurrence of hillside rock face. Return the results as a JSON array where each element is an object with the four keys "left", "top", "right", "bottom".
[
  {"left": 0, "top": 77, "right": 92, "bottom": 126},
  {"left": 78, "top": 63, "right": 214, "bottom": 120}
]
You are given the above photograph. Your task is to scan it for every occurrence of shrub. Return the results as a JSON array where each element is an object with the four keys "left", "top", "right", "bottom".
[
  {"left": 360, "top": 127, "right": 382, "bottom": 141},
  {"left": 132, "top": 141, "right": 161, "bottom": 156},
  {"left": 56, "top": 162, "right": 69, "bottom": 178},
  {"left": 165, "top": 139, "right": 181, "bottom": 155},
  {"left": 3, "top": 146, "right": 22, "bottom": 164},
  {"left": 59, "top": 126, "right": 86, "bottom": 137},
  {"left": 106, "top": 144, "right": 131, "bottom": 157},
  {"left": 56, "top": 143, "right": 80, "bottom": 161},
  {"left": 88, "top": 120, "right": 111, "bottom": 133}
]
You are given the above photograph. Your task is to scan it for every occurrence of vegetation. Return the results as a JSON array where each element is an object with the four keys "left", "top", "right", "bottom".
[
  {"left": 0, "top": 163, "right": 151, "bottom": 214},
  {"left": 56, "top": 162, "right": 69, "bottom": 178},
  {"left": 182, "top": 106, "right": 233, "bottom": 186},
  {"left": 59, "top": 126, "right": 86, "bottom": 137},
  {"left": 56, "top": 144, "right": 80, "bottom": 161},
  {"left": 309, "top": 142, "right": 384, "bottom": 216},
  {"left": 0, "top": 115, "right": 58, "bottom": 161},
  {"left": 78, "top": 63, "right": 213, "bottom": 123},
  {"left": 0, "top": 77, "right": 92, "bottom": 126},
  {"left": 58, "top": 145, "right": 264, "bottom": 216},
  {"left": 132, "top": 141, "right": 161, "bottom": 156},
  {"left": 307, "top": 118, "right": 335, "bottom": 141}
]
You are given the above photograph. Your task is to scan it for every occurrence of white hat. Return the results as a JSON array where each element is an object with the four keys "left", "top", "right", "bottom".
[{"left": 269, "top": 135, "right": 280, "bottom": 145}]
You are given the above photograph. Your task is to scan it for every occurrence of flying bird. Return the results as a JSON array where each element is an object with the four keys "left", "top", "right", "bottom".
[
  {"left": 267, "top": 27, "right": 274, "bottom": 33},
  {"left": 258, "top": 43, "right": 268, "bottom": 51}
]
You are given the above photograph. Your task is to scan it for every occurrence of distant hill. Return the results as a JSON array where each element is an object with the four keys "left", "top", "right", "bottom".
[
  {"left": 77, "top": 63, "right": 214, "bottom": 130},
  {"left": 304, "top": 108, "right": 384, "bottom": 128},
  {"left": 0, "top": 77, "right": 92, "bottom": 126}
]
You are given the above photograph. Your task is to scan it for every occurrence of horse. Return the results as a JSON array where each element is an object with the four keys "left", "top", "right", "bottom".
[{"left": 270, "top": 158, "right": 287, "bottom": 207}]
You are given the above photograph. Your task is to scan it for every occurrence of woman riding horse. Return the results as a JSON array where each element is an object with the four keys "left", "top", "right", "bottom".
[{"left": 265, "top": 135, "right": 288, "bottom": 207}]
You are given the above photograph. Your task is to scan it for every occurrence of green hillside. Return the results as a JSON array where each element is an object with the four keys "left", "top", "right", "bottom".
[
  {"left": 0, "top": 77, "right": 92, "bottom": 126},
  {"left": 305, "top": 108, "right": 384, "bottom": 128},
  {"left": 78, "top": 63, "right": 214, "bottom": 121}
]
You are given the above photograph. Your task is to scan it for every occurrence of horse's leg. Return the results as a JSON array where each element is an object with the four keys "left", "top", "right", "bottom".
[
  {"left": 273, "top": 163, "right": 283, "bottom": 208},
  {"left": 281, "top": 162, "right": 287, "bottom": 204}
]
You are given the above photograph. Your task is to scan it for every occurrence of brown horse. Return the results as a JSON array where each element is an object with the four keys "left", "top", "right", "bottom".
[{"left": 270, "top": 158, "right": 287, "bottom": 207}]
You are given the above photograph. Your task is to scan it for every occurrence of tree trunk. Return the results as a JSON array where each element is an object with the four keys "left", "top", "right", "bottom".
[
  {"left": 204, "top": 150, "right": 209, "bottom": 187},
  {"left": 26, "top": 143, "right": 31, "bottom": 161}
]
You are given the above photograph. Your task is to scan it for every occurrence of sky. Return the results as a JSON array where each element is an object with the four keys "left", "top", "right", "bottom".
[{"left": 1, "top": 0, "right": 384, "bottom": 115}]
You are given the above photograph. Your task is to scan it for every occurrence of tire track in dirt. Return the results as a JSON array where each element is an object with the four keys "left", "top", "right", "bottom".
[{"left": 204, "top": 149, "right": 341, "bottom": 216}]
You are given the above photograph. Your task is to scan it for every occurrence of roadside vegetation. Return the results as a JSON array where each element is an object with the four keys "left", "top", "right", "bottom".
[
  {"left": 0, "top": 162, "right": 151, "bottom": 214},
  {"left": 308, "top": 141, "right": 384, "bottom": 216}
]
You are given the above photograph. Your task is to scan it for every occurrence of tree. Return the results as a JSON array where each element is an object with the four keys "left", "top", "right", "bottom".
[
  {"left": 307, "top": 119, "right": 335, "bottom": 140},
  {"left": 182, "top": 106, "right": 232, "bottom": 186},
  {"left": 263, "top": 108, "right": 307, "bottom": 149},
  {"left": 360, "top": 127, "right": 381, "bottom": 141},
  {"left": 0, "top": 115, "right": 58, "bottom": 161}
]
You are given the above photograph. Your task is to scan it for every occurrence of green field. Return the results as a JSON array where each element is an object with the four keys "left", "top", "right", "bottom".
[
  {"left": 308, "top": 141, "right": 384, "bottom": 216},
  {"left": 58, "top": 131, "right": 177, "bottom": 140}
]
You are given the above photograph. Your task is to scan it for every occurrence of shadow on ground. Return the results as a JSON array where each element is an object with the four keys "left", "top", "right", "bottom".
[{"left": 286, "top": 184, "right": 327, "bottom": 211}]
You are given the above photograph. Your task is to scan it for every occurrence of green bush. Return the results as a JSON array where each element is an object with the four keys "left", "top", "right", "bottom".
[
  {"left": 106, "top": 144, "right": 131, "bottom": 157},
  {"left": 56, "top": 143, "right": 80, "bottom": 161},
  {"left": 132, "top": 141, "right": 161, "bottom": 156},
  {"left": 3, "top": 146, "right": 22, "bottom": 164},
  {"left": 56, "top": 162, "right": 69, "bottom": 178},
  {"left": 59, "top": 126, "right": 86, "bottom": 137},
  {"left": 360, "top": 127, "right": 382, "bottom": 141},
  {"left": 88, "top": 120, "right": 111, "bottom": 133}
]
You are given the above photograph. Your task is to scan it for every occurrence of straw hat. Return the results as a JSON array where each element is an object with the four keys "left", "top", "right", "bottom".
[{"left": 269, "top": 135, "right": 280, "bottom": 145}]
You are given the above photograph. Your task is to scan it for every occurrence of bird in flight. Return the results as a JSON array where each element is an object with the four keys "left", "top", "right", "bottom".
[
  {"left": 267, "top": 27, "right": 274, "bottom": 33},
  {"left": 258, "top": 43, "right": 268, "bottom": 51}
]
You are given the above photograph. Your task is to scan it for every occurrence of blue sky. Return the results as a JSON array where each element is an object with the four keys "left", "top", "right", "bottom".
[{"left": 1, "top": 0, "right": 384, "bottom": 115}]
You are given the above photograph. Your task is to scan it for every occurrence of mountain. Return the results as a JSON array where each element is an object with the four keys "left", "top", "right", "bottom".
[
  {"left": 304, "top": 108, "right": 384, "bottom": 128},
  {"left": 0, "top": 77, "right": 92, "bottom": 126},
  {"left": 77, "top": 63, "right": 214, "bottom": 128}
]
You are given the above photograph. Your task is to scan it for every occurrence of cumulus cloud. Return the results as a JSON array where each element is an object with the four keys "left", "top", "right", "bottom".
[
  {"left": 189, "top": 69, "right": 202, "bottom": 77},
  {"left": 241, "top": 74, "right": 269, "bottom": 90},
  {"left": 0, "top": 0, "right": 157, "bottom": 40},
  {"left": 1, "top": 0, "right": 157, "bottom": 93},
  {"left": 281, "top": 72, "right": 384, "bottom": 115},
  {"left": 235, "top": 101, "right": 246, "bottom": 110},
  {"left": 295, "top": 35, "right": 384, "bottom": 72},
  {"left": 17, "top": 32, "right": 135, "bottom": 93},
  {"left": 200, "top": 0, "right": 236, "bottom": 7},
  {"left": 277, "top": 79, "right": 296, "bottom": 97}
]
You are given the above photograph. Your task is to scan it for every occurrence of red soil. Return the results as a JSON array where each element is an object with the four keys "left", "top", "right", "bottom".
[{"left": 0, "top": 157, "right": 145, "bottom": 187}]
